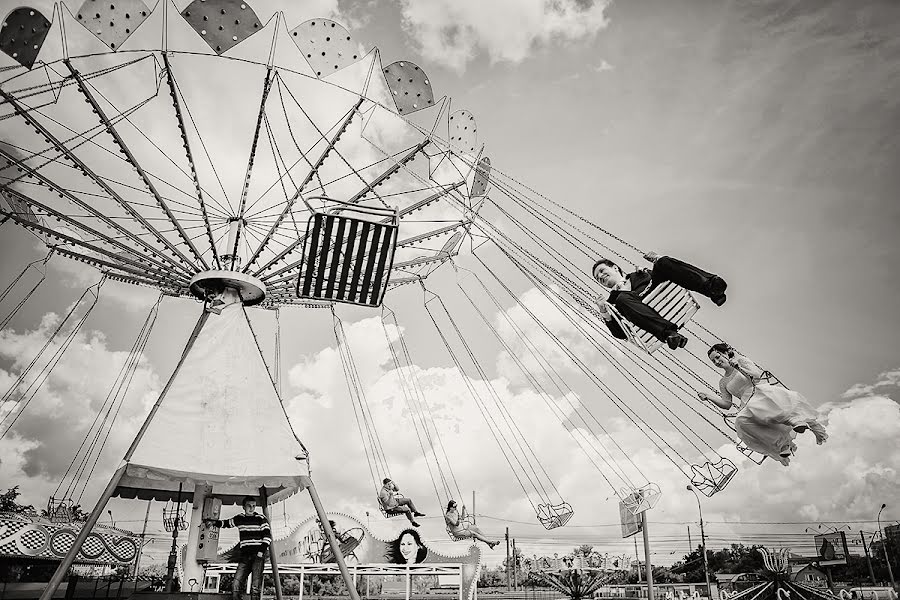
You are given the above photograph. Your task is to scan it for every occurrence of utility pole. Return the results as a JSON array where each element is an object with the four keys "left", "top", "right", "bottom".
[
  {"left": 635, "top": 534, "right": 642, "bottom": 583},
  {"left": 877, "top": 503, "right": 896, "bottom": 590},
  {"left": 165, "top": 485, "right": 183, "bottom": 593},
  {"left": 506, "top": 528, "right": 511, "bottom": 591},
  {"left": 861, "top": 530, "right": 877, "bottom": 585},
  {"left": 472, "top": 490, "right": 476, "bottom": 525},
  {"left": 133, "top": 500, "right": 152, "bottom": 584},
  {"left": 688, "top": 484, "right": 711, "bottom": 599},
  {"left": 641, "top": 511, "right": 654, "bottom": 600},
  {"left": 688, "top": 525, "right": 692, "bottom": 554},
  {"left": 512, "top": 538, "right": 517, "bottom": 591}
]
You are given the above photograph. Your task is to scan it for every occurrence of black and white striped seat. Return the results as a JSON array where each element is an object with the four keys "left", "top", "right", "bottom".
[
  {"left": 296, "top": 204, "right": 399, "bottom": 307},
  {"left": 609, "top": 281, "right": 700, "bottom": 353}
]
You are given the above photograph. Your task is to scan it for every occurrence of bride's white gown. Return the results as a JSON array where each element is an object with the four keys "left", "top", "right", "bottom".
[{"left": 721, "top": 357, "right": 827, "bottom": 466}]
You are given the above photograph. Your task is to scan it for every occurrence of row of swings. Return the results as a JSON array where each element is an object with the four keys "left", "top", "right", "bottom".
[{"left": 294, "top": 202, "right": 735, "bottom": 522}]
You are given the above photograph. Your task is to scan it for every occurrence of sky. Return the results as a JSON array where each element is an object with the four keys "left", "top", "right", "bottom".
[{"left": 1, "top": 0, "right": 899, "bottom": 570}]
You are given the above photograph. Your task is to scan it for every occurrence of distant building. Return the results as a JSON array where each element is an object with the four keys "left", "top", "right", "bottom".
[
  {"left": 790, "top": 564, "right": 827, "bottom": 587},
  {"left": 885, "top": 524, "right": 900, "bottom": 547}
]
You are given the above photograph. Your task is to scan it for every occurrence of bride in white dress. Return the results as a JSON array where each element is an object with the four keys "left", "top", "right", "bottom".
[{"left": 699, "top": 343, "right": 827, "bottom": 465}]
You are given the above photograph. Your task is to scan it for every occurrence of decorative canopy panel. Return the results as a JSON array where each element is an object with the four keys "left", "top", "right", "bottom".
[
  {"left": 119, "top": 290, "right": 309, "bottom": 504},
  {"left": 290, "top": 18, "right": 360, "bottom": 77},
  {"left": 0, "top": 7, "right": 52, "bottom": 69},
  {"left": 180, "top": 0, "right": 263, "bottom": 55},
  {"left": 450, "top": 109, "right": 477, "bottom": 154},
  {"left": 74, "top": 0, "right": 151, "bottom": 50},
  {"left": 383, "top": 60, "right": 434, "bottom": 115}
]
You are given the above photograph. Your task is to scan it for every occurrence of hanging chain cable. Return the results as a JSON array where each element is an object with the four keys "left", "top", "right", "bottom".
[
  {"left": 459, "top": 263, "right": 645, "bottom": 485},
  {"left": 0, "top": 249, "right": 53, "bottom": 330},
  {"left": 455, "top": 198, "right": 734, "bottom": 449},
  {"left": 74, "top": 293, "right": 163, "bottom": 503},
  {"left": 421, "top": 281, "right": 567, "bottom": 505},
  {"left": 57, "top": 292, "right": 162, "bottom": 502},
  {"left": 274, "top": 308, "right": 282, "bottom": 398},
  {"left": 385, "top": 306, "right": 465, "bottom": 503},
  {"left": 243, "top": 306, "right": 308, "bottom": 455},
  {"left": 472, "top": 250, "right": 691, "bottom": 479},
  {"left": 378, "top": 307, "right": 446, "bottom": 506},
  {"left": 331, "top": 308, "right": 389, "bottom": 494},
  {"left": 490, "top": 241, "right": 722, "bottom": 458},
  {"left": 0, "top": 277, "right": 104, "bottom": 439},
  {"left": 451, "top": 266, "right": 628, "bottom": 495},
  {"left": 419, "top": 284, "right": 539, "bottom": 512}
]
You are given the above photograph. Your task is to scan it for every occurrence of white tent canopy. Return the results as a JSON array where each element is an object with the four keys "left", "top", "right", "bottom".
[{"left": 116, "top": 289, "right": 309, "bottom": 504}]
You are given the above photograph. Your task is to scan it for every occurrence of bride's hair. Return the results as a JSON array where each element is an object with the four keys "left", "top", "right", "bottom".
[{"left": 708, "top": 342, "right": 735, "bottom": 358}]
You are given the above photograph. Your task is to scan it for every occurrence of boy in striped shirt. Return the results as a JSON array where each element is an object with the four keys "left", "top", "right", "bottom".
[{"left": 205, "top": 496, "right": 271, "bottom": 600}]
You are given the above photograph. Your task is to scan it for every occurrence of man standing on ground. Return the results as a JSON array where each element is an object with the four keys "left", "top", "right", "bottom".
[{"left": 205, "top": 496, "right": 271, "bottom": 600}]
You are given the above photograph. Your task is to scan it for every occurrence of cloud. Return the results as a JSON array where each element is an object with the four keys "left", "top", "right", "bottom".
[
  {"left": 0, "top": 312, "right": 161, "bottom": 501},
  {"left": 396, "top": 0, "right": 612, "bottom": 72},
  {"left": 593, "top": 59, "right": 614, "bottom": 73},
  {"left": 842, "top": 368, "right": 900, "bottom": 399}
]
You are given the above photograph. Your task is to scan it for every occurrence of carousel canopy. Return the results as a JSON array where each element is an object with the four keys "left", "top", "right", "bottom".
[{"left": 116, "top": 289, "right": 309, "bottom": 505}]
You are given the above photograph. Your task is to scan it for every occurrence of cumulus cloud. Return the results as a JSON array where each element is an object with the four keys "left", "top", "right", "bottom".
[
  {"left": 396, "top": 0, "right": 612, "bottom": 72},
  {"left": 0, "top": 312, "right": 161, "bottom": 503},
  {"left": 842, "top": 368, "right": 900, "bottom": 399}
]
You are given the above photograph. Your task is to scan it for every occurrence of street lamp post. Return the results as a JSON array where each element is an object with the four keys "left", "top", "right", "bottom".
[
  {"left": 687, "top": 485, "right": 712, "bottom": 599},
  {"left": 877, "top": 504, "right": 896, "bottom": 589}
]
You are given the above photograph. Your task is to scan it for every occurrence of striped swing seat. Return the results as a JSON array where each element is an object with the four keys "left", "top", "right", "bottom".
[
  {"left": 608, "top": 281, "right": 701, "bottom": 353},
  {"left": 296, "top": 202, "right": 399, "bottom": 308}
]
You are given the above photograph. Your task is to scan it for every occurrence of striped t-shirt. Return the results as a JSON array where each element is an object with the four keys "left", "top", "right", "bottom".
[{"left": 216, "top": 512, "right": 271, "bottom": 551}]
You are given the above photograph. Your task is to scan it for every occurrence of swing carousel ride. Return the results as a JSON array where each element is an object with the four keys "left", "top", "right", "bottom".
[{"left": 0, "top": 0, "right": 813, "bottom": 596}]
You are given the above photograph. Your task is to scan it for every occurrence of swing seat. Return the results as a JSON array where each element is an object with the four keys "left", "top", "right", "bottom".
[
  {"left": 162, "top": 502, "right": 188, "bottom": 532},
  {"left": 377, "top": 492, "right": 408, "bottom": 519},
  {"left": 619, "top": 483, "right": 662, "bottom": 516},
  {"left": 46, "top": 497, "right": 74, "bottom": 524},
  {"left": 689, "top": 457, "right": 738, "bottom": 497},
  {"left": 536, "top": 502, "right": 574, "bottom": 530},
  {"left": 296, "top": 203, "right": 399, "bottom": 308},
  {"left": 607, "top": 282, "right": 701, "bottom": 353},
  {"left": 319, "top": 528, "right": 363, "bottom": 563},
  {"left": 446, "top": 513, "right": 476, "bottom": 541},
  {"left": 721, "top": 412, "right": 768, "bottom": 465}
]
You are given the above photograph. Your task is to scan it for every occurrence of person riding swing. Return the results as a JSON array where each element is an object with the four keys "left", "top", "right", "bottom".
[{"left": 592, "top": 251, "right": 728, "bottom": 350}]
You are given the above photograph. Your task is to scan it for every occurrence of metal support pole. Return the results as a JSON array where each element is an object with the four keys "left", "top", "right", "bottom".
[
  {"left": 165, "top": 483, "right": 184, "bottom": 593},
  {"left": 306, "top": 480, "right": 362, "bottom": 600},
  {"left": 512, "top": 538, "right": 517, "bottom": 591},
  {"left": 133, "top": 500, "right": 151, "bottom": 582},
  {"left": 299, "top": 570, "right": 305, "bottom": 600},
  {"left": 877, "top": 505, "right": 897, "bottom": 589},
  {"left": 641, "top": 511, "right": 654, "bottom": 600},
  {"left": 688, "top": 485, "right": 711, "bottom": 599},
  {"left": 405, "top": 567, "right": 411, "bottom": 600},
  {"left": 506, "top": 528, "right": 511, "bottom": 591},
  {"left": 687, "top": 525, "right": 692, "bottom": 555},
  {"left": 861, "top": 531, "right": 877, "bottom": 585},
  {"left": 635, "top": 535, "right": 641, "bottom": 583},
  {"left": 260, "top": 487, "right": 284, "bottom": 600},
  {"left": 38, "top": 465, "right": 126, "bottom": 600}
]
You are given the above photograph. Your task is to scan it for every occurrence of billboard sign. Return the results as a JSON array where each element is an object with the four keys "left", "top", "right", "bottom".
[
  {"left": 815, "top": 531, "right": 850, "bottom": 566},
  {"left": 620, "top": 500, "right": 643, "bottom": 538}
]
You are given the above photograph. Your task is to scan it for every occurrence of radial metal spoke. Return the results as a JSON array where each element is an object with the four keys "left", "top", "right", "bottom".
[
  {"left": 0, "top": 209, "right": 190, "bottom": 286},
  {"left": 0, "top": 89, "right": 196, "bottom": 280},
  {"left": 227, "top": 68, "right": 274, "bottom": 269},
  {"left": 1, "top": 186, "right": 190, "bottom": 282},
  {"left": 242, "top": 97, "right": 364, "bottom": 273},
  {"left": 0, "top": 147, "right": 193, "bottom": 279},
  {"left": 163, "top": 52, "right": 221, "bottom": 270},
  {"left": 65, "top": 60, "right": 209, "bottom": 271},
  {"left": 252, "top": 141, "right": 432, "bottom": 280}
]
